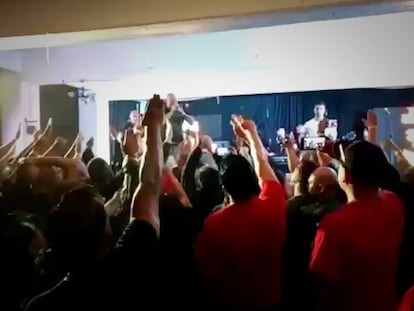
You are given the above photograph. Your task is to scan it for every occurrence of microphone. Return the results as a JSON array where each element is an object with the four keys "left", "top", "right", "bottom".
[{"left": 384, "top": 108, "right": 391, "bottom": 115}]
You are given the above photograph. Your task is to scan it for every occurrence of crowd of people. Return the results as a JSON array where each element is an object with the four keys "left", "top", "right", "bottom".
[{"left": 1, "top": 94, "right": 414, "bottom": 311}]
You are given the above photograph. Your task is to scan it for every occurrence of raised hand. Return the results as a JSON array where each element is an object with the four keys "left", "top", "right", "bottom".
[
  {"left": 362, "top": 109, "right": 378, "bottom": 128},
  {"left": 231, "top": 114, "right": 257, "bottom": 140},
  {"left": 318, "top": 119, "right": 329, "bottom": 136},
  {"left": 316, "top": 149, "right": 333, "bottom": 167},
  {"left": 142, "top": 94, "right": 165, "bottom": 127}
]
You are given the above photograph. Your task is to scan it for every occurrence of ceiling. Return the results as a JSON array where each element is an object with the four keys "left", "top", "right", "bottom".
[
  {"left": 0, "top": 2, "right": 412, "bottom": 52},
  {"left": 1, "top": 2, "right": 414, "bottom": 98}
]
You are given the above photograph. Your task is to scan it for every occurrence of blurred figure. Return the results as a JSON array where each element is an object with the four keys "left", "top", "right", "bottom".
[
  {"left": 0, "top": 212, "right": 45, "bottom": 311},
  {"left": 310, "top": 141, "right": 404, "bottom": 311},
  {"left": 283, "top": 167, "right": 342, "bottom": 310},
  {"left": 163, "top": 93, "right": 195, "bottom": 161},
  {"left": 197, "top": 116, "right": 286, "bottom": 309},
  {"left": 26, "top": 187, "right": 112, "bottom": 311},
  {"left": 304, "top": 102, "right": 328, "bottom": 137},
  {"left": 81, "top": 137, "right": 94, "bottom": 166}
]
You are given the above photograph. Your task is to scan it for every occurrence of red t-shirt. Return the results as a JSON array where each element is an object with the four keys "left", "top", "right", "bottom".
[
  {"left": 196, "top": 180, "right": 286, "bottom": 308},
  {"left": 310, "top": 190, "right": 404, "bottom": 311},
  {"left": 399, "top": 285, "right": 414, "bottom": 311}
]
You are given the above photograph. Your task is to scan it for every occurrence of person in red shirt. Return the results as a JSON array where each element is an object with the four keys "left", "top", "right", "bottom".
[
  {"left": 310, "top": 140, "right": 404, "bottom": 311},
  {"left": 399, "top": 285, "right": 414, "bottom": 311},
  {"left": 196, "top": 115, "right": 286, "bottom": 309}
]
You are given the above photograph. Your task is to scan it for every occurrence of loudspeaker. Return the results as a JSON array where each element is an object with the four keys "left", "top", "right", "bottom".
[{"left": 40, "top": 85, "right": 79, "bottom": 143}]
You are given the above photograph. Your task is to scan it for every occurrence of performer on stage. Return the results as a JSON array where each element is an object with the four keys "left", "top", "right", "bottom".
[
  {"left": 304, "top": 102, "right": 328, "bottom": 137},
  {"left": 163, "top": 93, "right": 195, "bottom": 160}
]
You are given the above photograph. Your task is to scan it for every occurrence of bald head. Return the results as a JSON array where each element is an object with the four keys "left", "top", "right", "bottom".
[
  {"left": 308, "top": 167, "right": 338, "bottom": 196},
  {"left": 200, "top": 135, "right": 214, "bottom": 153},
  {"left": 166, "top": 93, "right": 178, "bottom": 110}
]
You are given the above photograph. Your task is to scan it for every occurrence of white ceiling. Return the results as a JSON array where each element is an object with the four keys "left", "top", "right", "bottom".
[{"left": 1, "top": 3, "right": 414, "bottom": 98}]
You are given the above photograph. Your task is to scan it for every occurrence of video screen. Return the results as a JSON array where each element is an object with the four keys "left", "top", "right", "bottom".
[{"left": 302, "top": 137, "right": 326, "bottom": 150}]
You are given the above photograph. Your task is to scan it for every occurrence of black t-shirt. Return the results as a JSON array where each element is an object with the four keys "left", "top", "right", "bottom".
[
  {"left": 169, "top": 110, "right": 193, "bottom": 144},
  {"left": 282, "top": 195, "right": 342, "bottom": 309},
  {"left": 25, "top": 219, "right": 160, "bottom": 311}
]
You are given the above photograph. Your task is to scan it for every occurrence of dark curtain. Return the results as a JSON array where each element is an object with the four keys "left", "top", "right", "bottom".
[
  {"left": 187, "top": 94, "right": 306, "bottom": 142},
  {"left": 109, "top": 100, "right": 139, "bottom": 132},
  {"left": 187, "top": 88, "right": 414, "bottom": 142}
]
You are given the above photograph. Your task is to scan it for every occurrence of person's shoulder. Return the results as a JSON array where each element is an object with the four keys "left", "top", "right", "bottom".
[
  {"left": 259, "top": 179, "right": 284, "bottom": 200},
  {"left": 380, "top": 189, "right": 404, "bottom": 205},
  {"left": 318, "top": 206, "right": 347, "bottom": 230}
]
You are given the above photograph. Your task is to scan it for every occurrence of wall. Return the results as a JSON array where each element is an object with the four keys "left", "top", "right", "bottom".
[
  {"left": 0, "top": 68, "right": 39, "bottom": 151},
  {"left": 95, "top": 93, "right": 110, "bottom": 163},
  {"left": 78, "top": 94, "right": 97, "bottom": 154},
  {"left": 0, "top": 51, "right": 22, "bottom": 72},
  {"left": 57, "top": 10, "right": 414, "bottom": 98}
]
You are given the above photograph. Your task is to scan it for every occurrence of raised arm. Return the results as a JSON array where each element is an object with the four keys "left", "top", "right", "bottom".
[
  {"left": 363, "top": 110, "right": 378, "bottom": 144},
  {"left": 26, "top": 156, "right": 86, "bottom": 180},
  {"left": 41, "top": 137, "right": 67, "bottom": 157},
  {"left": 284, "top": 138, "right": 300, "bottom": 173},
  {"left": 64, "top": 134, "right": 81, "bottom": 158},
  {"left": 231, "top": 115, "right": 277, "bottom": 188},
  {"left": 130, "top": 95, "right": 164, "bottom": 234}
]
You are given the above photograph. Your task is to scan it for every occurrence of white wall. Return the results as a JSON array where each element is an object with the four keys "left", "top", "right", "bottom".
[
  {"left": 0, "top": 68, "right": 39, "bottom": 151},
  {"left": 95, "top": 92, "right": 110, "bottom": 163},
  {"left": 22, "top": 11, "right": 414, "bottom": 93},
  {"left": 78, "top": 95, "right": 97, "bottom": 154},
  {"left": 0, "top": 51, "right": 22, "bottom": 72}
]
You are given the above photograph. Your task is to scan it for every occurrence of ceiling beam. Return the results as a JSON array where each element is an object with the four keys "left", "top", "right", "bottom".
[{"left": 0, "top": 0, "right": 382, "bottom": 38}]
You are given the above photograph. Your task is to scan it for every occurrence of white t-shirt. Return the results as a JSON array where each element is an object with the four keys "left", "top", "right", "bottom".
[
  {"left": 303, "top": 118, "right": 338, "bottom": 140},
  {"left": 303, "top": 118, "right": 320, "bottom": 137}
]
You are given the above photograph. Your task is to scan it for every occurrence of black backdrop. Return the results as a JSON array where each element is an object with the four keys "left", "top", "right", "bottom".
[{"left": 183, "top": 88, "right": 414, "bottom": 142}]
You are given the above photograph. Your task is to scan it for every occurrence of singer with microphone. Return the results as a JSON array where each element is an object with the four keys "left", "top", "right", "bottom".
[{"left": 163, "top": 93, "right": 196, "bottom": 160}]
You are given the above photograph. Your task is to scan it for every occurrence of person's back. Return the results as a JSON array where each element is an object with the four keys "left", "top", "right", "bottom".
[
  {"left": 312, "top": 190, "right": 403, "bottom": 310},
  {"left": 196, "top": 154, "right": 285, "bottom": 308},
  {"left": 310, "top": 141, "right": 404, "bottom": 311}
]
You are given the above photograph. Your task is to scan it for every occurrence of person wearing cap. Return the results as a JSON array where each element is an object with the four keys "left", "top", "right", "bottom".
[{"left": 309, "top": 140, "right": 404, "bottom": 311}]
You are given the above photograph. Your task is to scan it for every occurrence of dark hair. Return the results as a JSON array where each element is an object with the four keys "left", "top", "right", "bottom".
[
  {"left": 343, "top": 140, "right": 390, "bottom": 188},
  {"left": 196, "top": 165, "right": 224, "bottom": 208},
  {"left": 220, "top": 155, "right": 260, "bottom": 202},
  {"left": 46, "top": 187, "right": 107, "bottom": 269},
  {"left": 87, "top": 158, "right": 114, "bottom": 184},
  {"left": 314, "top": 101, "right": 326, "bottom": 108}
]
